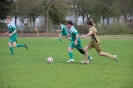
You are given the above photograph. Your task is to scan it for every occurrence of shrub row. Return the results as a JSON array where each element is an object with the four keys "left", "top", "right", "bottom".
[
  {"left": 1, "top": 22, "right": 133, "bottom": 35},
  {"left": 75, "top": 23, "right": 133, "bottom": 35}
]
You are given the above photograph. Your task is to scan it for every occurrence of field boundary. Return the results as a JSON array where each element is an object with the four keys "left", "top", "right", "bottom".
[{"left": 0, "top": 33, "right": 133, "bottom": 39}]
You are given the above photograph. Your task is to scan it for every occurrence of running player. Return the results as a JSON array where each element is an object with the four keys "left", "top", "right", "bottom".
[
  {"left": 81, "top": 20, "right": 118, "bottom": 63},
  {"left": 56, "top": 23, "right": 68, "bottom": 44},
  {"left": 66, "top": 21, "right": 92, "bottom": 63},
  {"left": 4, "top": 16, "right": 28, "bottom": 55}
]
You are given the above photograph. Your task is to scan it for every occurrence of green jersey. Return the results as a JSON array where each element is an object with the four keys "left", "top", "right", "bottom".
[
  {"left": 60, "top": 24, "right": 68, "bottom": 36},
  {"left": 7, "top": 22, "right": 17, "bottom": 42},
  {"left": 68, "top": 26, "right": 82, "bottom": 50},
  {"left": 7, "top": 22, "right": 17, "bottom": 34},
  {"left": 69, "top": 26, "right": 81, "bottom": 42}
]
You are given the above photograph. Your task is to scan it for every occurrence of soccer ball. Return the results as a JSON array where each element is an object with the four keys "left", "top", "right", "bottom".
[{"left": 47, "top": 57, "right": 53, "bottom": 63}]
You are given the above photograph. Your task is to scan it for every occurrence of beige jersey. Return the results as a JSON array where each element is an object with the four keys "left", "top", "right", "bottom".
[{"left": 89, "top": 26, "right": 100, "bottom": 43}]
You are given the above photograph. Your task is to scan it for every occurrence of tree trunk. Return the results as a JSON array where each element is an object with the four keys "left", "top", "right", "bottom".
[
  {"left": 102, "top": 17, "right": 105, "bottom": 24},
  {"left": 29, "top": 16, "right": 32, "bottom": 28},
  {"left": 117, "top": 17, "right": 120, "bottom": 23},
  {"left": 82, "top": 15, "right": 85, "bottom": 25},
  {"left": 15, "top": 16, "right": 17, "bottom": 26},
  {"left": 107, "top": 14, "right": 110, "bottom": 26},
  {"left": 33, "top": 17, "right": 35, "bottom": 27},
  {"left": 45, "top": 0, "right": 49, "bottom": 33},
  {"left": 46, "top": 7, "right": 49, "bottom": 32}
]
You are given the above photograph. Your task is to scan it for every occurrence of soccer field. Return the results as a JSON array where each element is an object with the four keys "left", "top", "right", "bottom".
[{"left": 0, "top": 37, "right": 133, "bottom": 88}]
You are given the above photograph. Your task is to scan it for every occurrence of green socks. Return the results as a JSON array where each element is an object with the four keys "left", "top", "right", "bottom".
[
  {"left": 88, "top": 56, "right": 91, "bottom": 60},
  {"left": 9, "top": 44, "right": 26, "bottom": 54},
  {"left": 69, "top": 51, "right": 74, "bottom": 59},
  {"left": 9, "top": 46, "right": 14, "bottom": 54},
  {"left": 16, "top": 44, "right": 25, "bottom": 47},
  {"left": 59, "top": 38, "right": 62, "bottom": 43}
]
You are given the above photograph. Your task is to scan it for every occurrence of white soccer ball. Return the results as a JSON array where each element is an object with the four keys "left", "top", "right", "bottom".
[{"left": 47, "top": 57, "right": 53, "bottom": 63}]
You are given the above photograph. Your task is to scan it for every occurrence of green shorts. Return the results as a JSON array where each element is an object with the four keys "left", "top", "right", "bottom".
[
  {"left": 9, "top": 34, "right": 17, "bottom": 43},
  {"left": 69, "top": 40, "right": 82, "bottom": 50}
]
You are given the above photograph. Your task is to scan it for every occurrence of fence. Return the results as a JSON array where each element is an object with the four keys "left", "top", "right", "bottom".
[{"left": 0, "top": 25, "right": 60, "bottom": 37}]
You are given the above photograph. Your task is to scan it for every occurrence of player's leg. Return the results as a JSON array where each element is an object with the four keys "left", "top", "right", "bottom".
[
  {"left": 12, "top": 37, "right": 28, "bottom": 50},
  {"left": 16, "top": 43, "right": 28, "bottom": 50},
  {"left": 77, "top": 41, "right": 92, "bottom": 63},
  {"left": 95, "top": 43, "right": 118, "bottom": 62},
  {"left": 58, "top": 33, "right": 62, "bottom": 44},
  {"left": 76, "top": 40, "right": 85, "bottom": 55},
  {"left": 77, "top": 48, "right": 84, "bottom": 55},
  {"left": 77, "top": 47, "right": 92, "bottom": 60},
  {"left": 98, "top": 51, "right": 118, "bottom": 62},
  {"left": 99, "top": 51, "right": 114, "bottom": 58},
  {"left": 8, "top": 42, "right": 14, "bottom": 55},
  {"left": 8, "top": 37, "right": 15, "bottom": 55},
  {"left": 67, "top": 43, "right": 74, "bottom": 62},
  {"left": 80, "top": 46, "right": 90, "bottom": 64}
]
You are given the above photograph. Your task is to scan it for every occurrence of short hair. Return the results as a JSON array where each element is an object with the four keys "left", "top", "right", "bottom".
[
  {"left": 87, "top": 20, "right": 93, "bottom": 26},
  {"left": 6, "top": 16, "right": 12, "bottom": 20},
  {"left": 67, "top": 21, "right": 73, "bottom": 25}
]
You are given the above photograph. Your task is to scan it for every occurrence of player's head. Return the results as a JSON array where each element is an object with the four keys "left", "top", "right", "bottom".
[
  {"left": 87, "top": 20, "right": 93, "bottom": 28},
  {"left": 59, "top": 22, "right": 63, "bottom": 26},
  {"left": 67, "top": 21, "right": 73, "bottom": 29},
  {"left": 6, "top": 16, "right": 11, "bottom": 23}
]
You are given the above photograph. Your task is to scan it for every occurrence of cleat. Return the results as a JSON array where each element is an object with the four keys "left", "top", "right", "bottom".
[
  {"left": 9, "top": 54, "right": 14, "bottom": 55},
  {"left": 24, "top": 44, "right": 28, "bottom": 50},
  {"left": 80, "top": 60, "right": 89, "bottom": 64},
  {"left": 114, "top": 55, "right": 118, "bottom": 62},
  {"left": 89, "top": 57, "right": 93, "bottom": 63},
  {"left": 67, "top": 59, "right": 74, "bottom": 62}
]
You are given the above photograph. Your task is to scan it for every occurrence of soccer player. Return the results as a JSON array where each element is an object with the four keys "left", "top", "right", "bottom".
[
  {"left": 4, "top": 16, "right": 28, "bottom": 55},
  {"left": 81, "top": 20, "right": 118, "bottom": 63},
  {"left": 56, "top": 23, "right": 69, "bottom": 44},
  {"left": 66, "top": 21, "right": 92, "bottom": 63}
]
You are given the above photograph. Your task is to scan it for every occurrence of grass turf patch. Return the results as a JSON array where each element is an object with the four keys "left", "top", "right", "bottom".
[{"left": 0, "top": 38, "right": 133, "bottom": 88}]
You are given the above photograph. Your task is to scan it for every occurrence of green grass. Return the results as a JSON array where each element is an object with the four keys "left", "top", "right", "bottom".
[{"left": 0, "top": 37, "right": 133, "bottom": 88}]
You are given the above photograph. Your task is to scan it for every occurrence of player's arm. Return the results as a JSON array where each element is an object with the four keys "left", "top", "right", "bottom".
[
  {"left": 4, "top": 31, "right": 9, "bottom": 35},
  {"left": 9, "top": 30, "right": 16, "bottom": 36},
  {"left": 72, "top": 31, "right": 78, "bottom": 45},
  {"left": 65, "top": 33, "right": 70, "bottom": 38},
  {"left": 56, "top": 30, "right": 62, "bottom": 33},
  {"left": 74, "top": 33, "right": 78, "bottom": 45},
  {"left": 81, "top": 30, "right": 93, "bottom": 38},
  {"left": 9, "top": 26, "right": 17, "bottom": 37}
]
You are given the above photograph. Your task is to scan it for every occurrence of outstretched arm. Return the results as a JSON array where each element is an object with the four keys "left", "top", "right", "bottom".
[
  {"left": 4, "top": 31, "right": 9, "bottom": 35},
  {"left": 65, "top": 33, "right": 70, "bottom": 38},
  {"left": 81, "top": 30, "right": 93, "bottom": 38},
  {"left": 56, "top": 30, "right": 62, "bottom": 33}
]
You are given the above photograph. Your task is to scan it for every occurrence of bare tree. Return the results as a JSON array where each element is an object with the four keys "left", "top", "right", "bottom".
[
  {"left": 16, "top": 0, "right": 43, "bottom": 27},
  {"left": 49, "top": 0, "right": 71, "bottom": 24},
  {"left": 43, "top": 0, "right": 54, "bottom": 32}
]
